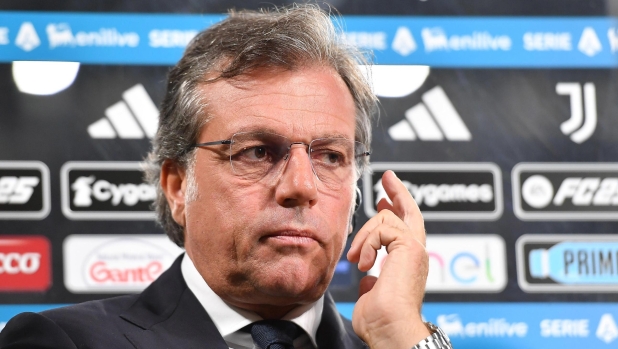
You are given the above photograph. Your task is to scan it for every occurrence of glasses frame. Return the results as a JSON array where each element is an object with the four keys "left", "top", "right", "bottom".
[{"left": 191, "top": 131, "right": 371, "bottom": 187}]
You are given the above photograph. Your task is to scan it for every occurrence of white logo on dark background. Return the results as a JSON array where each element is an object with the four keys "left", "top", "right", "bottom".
[
  {"left": 61, "top": 162, "right": 156, "bottom": 220},
  {"left": 88, "top": 84, "right": 158, "bottom": 139},
  {"left": 373, "top": 179, "right": 493, "bottom": 208},
  {"left": 522, "top": 175, "right": 618, "bottom": 209},
  {"left": 15, "top": 22, "right": 40, "bottom": 52},
  {"left": 388, "top": 86, "right": 471, "bottom": 142},
  {"left": 556, "top": 82, "right": 597, "bottom": 144},
  {"left": 71, "top": 176, "right": 156, "bottom": 208},
  {"left": 578, "top": 27, "right": 602, "bottom": 57},
  {"left": 0, "top": 177, "right": 39, "bottom": 204},
  {"left": 521, "top": 175, "right": 554, "bottom": 209}
]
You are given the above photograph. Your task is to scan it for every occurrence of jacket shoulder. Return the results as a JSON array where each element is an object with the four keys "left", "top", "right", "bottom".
[
  {"left": 0, "top": 312, "right": 77, "bottom": 349},
  {"left": 0, "top": 295, "right": 139, "bottom": 349}
]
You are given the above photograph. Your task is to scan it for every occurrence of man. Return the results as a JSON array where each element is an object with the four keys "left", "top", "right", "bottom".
[{"left": 0, "top": 5, "right": 452, "bottom": 349}]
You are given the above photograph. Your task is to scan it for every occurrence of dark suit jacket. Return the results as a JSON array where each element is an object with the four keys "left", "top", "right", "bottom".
[{"left": 0, "top": 255, "right": 367, "bottom": 349}]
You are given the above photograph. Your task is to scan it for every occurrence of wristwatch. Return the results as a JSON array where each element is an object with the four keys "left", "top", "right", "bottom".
[{"left": 411, "top": 322, "right": 453, "bottom": 349}]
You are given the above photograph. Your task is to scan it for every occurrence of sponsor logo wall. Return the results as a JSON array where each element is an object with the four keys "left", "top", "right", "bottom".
[
  {"left": 364, "top": 162, "right": 502, "bottom": 220},
  {"left": 0, "top": 236, "right": 51, "bottom": 292},
  {"left": 2, "top": 13, "right": 618, "bottom": 66},
  {"left": 368, "top": 235, "right": 507, "bottom": 292},
  {"left": 517, "top": 235, "right": 618, "bottom": 292},
  {"left": 334, "top": 303, "right": 618, "bottom": 348},
  {"left": 1, "top": 10, "right": 618, "bottom": 348},
  {"left": 63, "top": 235, "right": 183, "bottom": 293},
  {"left": 61, "top": 162, "right": 157, "bottom": 220},
  {"left": 0, "top": 161, "right": 50, "bottom": 220},
  {"left": 513, "top": 163, "right": 618, "bottom": 220}
]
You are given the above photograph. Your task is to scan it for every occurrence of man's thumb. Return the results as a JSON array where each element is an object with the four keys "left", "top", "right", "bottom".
[{"left": 358, "top": 275, "right": 378, "bottom": 298}]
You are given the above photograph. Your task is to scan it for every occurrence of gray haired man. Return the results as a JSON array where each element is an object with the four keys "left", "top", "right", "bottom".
[{"left": 0, "top": 5, "right": 451, "bottom": 349}]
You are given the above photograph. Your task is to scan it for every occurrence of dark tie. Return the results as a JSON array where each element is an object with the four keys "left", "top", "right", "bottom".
[{"left": 249, "top": 319, "right": 302, "bottom": 349}]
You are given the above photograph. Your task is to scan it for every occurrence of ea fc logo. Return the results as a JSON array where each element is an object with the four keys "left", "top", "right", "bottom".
[{"left": 521, "top": 175, "right": 553, "bottom": 209}]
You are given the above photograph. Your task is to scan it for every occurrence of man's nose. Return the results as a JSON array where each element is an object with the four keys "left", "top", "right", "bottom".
[{"left": 274, "top": 144, "right": 318, "bottom": 208}]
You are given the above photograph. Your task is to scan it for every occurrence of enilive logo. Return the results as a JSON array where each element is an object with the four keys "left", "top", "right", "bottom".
[
  {"left": 88, "top": 84, "right": 158, "bottom": 139},
  {"left": 0, "top": 161, "right": 51, "bottom": 220},
  {"left": 421, "top": 27, "right": 511, "bottom": 52},
  {"left": 64, "top": 235, "right": 183, "bottom": 293},
  {"left": 61, "top": 162, "right": 156, "bottom": 220},
  {"left": 556, "top": 82, "right": 597, "bottom": 144},
  {"left": 513, "top": 163, "right": 618, "bottom": 220},
  {"left": 388, "top": 86, "right": 471, "bottom": 142},
  {"left": 578, "top": 27, "right": 602, "bottom": 57},
  {"left": 426, "top": 235, "right": 506, "bottom": 292},
  {"left": 436, "top": 314, "right": 528, "bottom": 338},
  {"left": 363, "top": 163, "right": 502, "bottom": 220},
  {"left": 46, "top": 23, "right": 139, "bottom": 48},
  {"left": 0, "top": 236, "right": 51, "bottom": 292}
]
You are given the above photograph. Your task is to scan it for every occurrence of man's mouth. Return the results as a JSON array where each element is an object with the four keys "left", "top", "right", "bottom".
[{"left": 261, "top": 229, "right": 319, "bottom": 246}]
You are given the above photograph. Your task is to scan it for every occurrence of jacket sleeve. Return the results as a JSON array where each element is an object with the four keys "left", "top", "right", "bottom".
[{"left": 0, "top": 312, "right": 78, "bottom": 349}]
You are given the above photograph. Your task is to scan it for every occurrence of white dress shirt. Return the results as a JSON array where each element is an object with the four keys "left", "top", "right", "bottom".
[{"left": 181, "top": 254, "right": 324, "bottom": 349}]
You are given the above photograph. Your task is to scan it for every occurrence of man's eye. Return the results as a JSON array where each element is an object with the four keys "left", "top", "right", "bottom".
[
  {"left": 240, "top": 146, "right": 269, "bottom": 160},
  {"left": 313, "top": 151, "right": 344, "bottom": 165}
]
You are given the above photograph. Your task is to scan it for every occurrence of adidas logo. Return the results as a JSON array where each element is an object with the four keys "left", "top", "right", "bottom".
[
  {"left": 388, "top": 86, "right": 471, "bottom": 141},
  {"left": 88, "top": 84, "right": 158, "bottom": 139}
]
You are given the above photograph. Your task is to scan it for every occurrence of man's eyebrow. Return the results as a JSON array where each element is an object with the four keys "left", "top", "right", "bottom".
[
  {"left": 231, "top": 126, "right": 353, "bottom": 140},
  {"left": 233, "top": 126, "right": 281, "bottom": 135}
]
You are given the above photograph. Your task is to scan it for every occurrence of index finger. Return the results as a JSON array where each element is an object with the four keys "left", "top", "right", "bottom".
[{"left": 381, "top": 170, "right": 425, "bottom": 243}]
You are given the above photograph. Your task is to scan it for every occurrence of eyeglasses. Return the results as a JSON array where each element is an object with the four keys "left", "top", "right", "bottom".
[{"left": 192, "top": 132, "right": 370, "bottom": 190}]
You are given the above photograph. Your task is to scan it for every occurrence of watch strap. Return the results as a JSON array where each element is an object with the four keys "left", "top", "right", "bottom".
[{"left": 411, "top": 322, "right": 453, "bottom": 349}]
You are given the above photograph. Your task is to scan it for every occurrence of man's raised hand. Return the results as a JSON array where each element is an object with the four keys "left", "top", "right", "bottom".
[{"left": 347, "top": 170, "right": 430, "bottom": 349}]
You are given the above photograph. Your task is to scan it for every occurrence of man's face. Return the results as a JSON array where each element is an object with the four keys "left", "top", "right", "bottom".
[{"left": 179, "top": 66, "right": 357, "bottom": 310}]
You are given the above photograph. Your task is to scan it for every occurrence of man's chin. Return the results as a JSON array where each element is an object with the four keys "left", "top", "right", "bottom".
[{"left": 251, "top": 265, "right": 330, "bottom": 303}]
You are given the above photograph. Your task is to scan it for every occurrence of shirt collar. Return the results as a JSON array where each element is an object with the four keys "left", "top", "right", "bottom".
[{"left": 181, "top": 253, "right": 324, "bottom": 347}]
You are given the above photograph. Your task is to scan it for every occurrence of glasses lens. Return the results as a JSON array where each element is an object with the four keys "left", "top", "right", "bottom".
[
  {"left": 229, "top": 132, "right": 289, "bottom": 181},
  {"left": 310, "top": 138, "right": 367, "bottom": 190}
]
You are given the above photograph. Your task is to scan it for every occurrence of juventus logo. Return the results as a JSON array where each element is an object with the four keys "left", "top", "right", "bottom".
[{"left": 556, "top": 82, "right": 597, "bottom": 144}]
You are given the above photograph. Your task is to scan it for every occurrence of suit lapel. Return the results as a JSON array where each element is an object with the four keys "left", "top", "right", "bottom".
[
  {"left": 119, "top": 254, "right": 229, "bottom": 349},
  {"left": 316, "top": 293, "right": 368, "bottom": 349}
]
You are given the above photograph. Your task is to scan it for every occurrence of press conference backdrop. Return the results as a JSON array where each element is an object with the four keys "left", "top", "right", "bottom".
[{"left": 1, "top": 1, "right": 618, "bottom": 348}]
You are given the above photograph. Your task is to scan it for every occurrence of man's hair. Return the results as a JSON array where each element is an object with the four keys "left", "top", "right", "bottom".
[{"left": 145, "top": 4, "right": 378, "bottom": 247}]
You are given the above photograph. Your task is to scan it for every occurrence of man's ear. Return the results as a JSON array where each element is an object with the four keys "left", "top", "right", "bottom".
[
  {"left": 348, "top": 187, "right": 362, "bottom": 236},
  {"left": 160, "top": 159, "right": 187, "bottom": 228}
]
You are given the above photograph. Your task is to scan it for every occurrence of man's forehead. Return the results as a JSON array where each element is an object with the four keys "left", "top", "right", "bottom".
[{"left": 196, "top": 66, "right": 357, "bottom": 140}]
